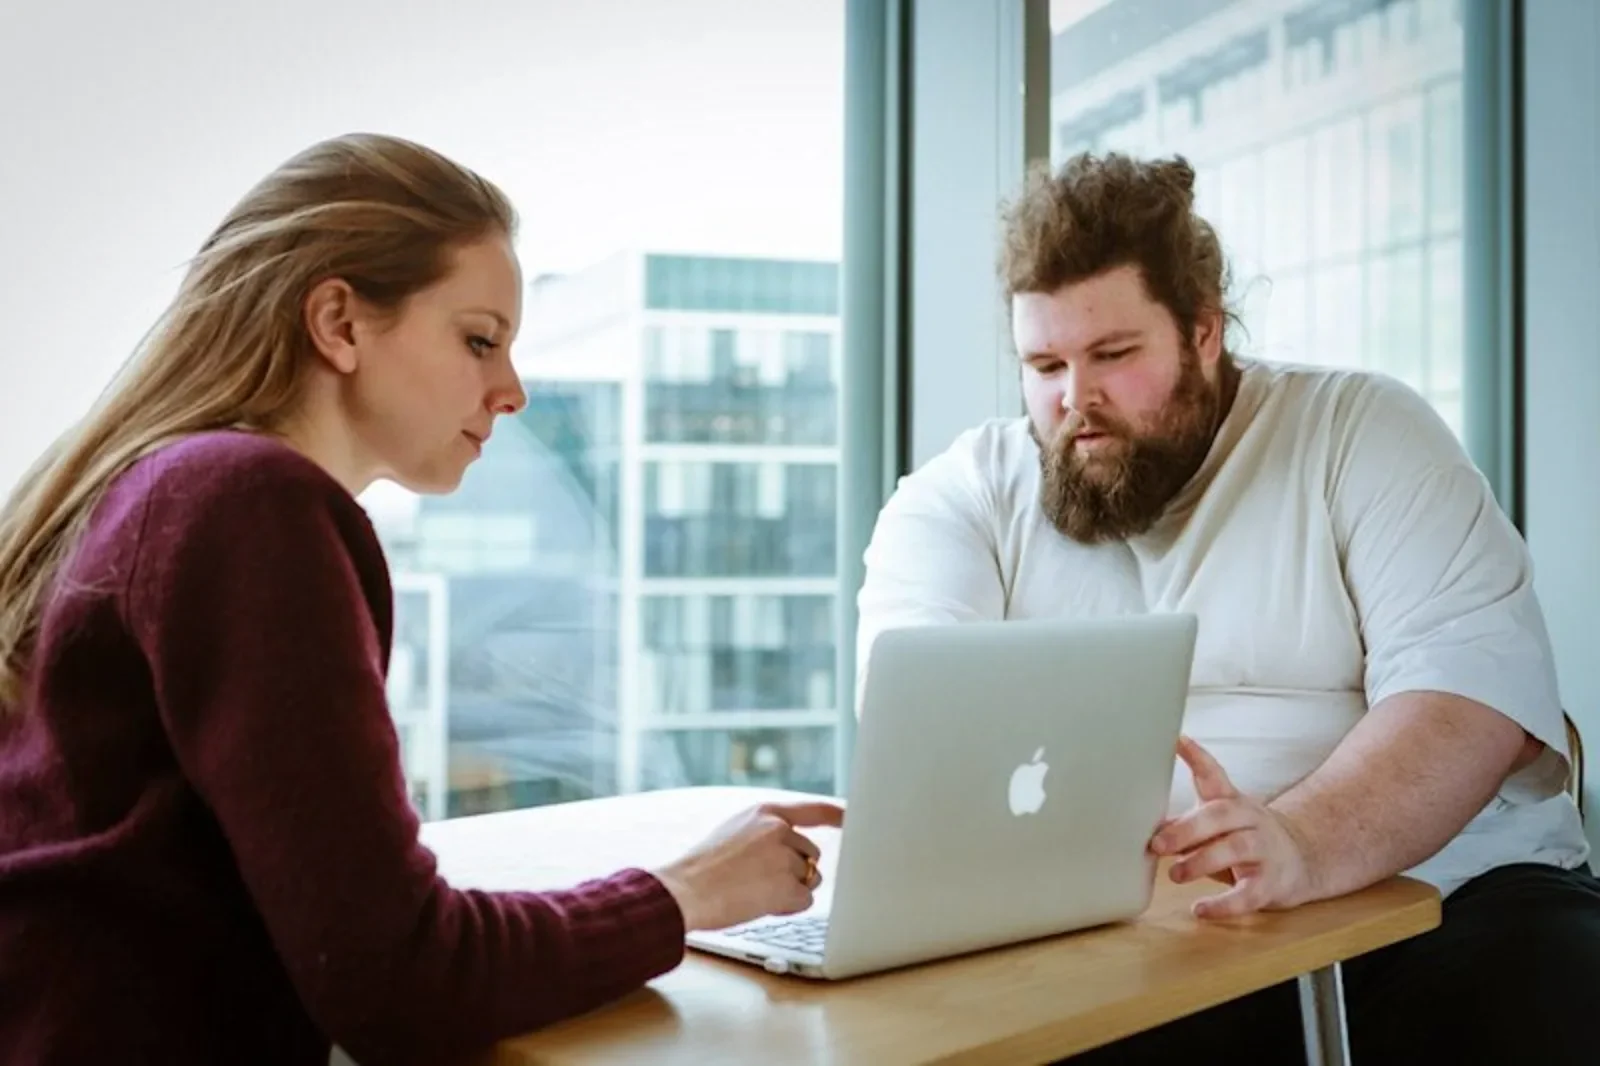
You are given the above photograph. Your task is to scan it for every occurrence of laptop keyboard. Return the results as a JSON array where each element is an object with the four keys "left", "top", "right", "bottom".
[{"left": 721, "top": 915, "right": 829, "bottom": 956}]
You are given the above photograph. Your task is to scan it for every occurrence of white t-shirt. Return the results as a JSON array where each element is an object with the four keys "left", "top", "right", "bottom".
[{"left": 856, "top": 358, "right": 1589, "bottom": 896}]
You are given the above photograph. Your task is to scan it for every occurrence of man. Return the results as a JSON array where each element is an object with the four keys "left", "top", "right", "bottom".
[{"left": 854, "top": 153, "right": 1600, "bottom": 1063}]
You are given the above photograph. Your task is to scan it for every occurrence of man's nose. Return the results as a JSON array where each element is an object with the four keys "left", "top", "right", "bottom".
[{"left": 1060, "top": 364, "right": 1098, "bottom": 416}]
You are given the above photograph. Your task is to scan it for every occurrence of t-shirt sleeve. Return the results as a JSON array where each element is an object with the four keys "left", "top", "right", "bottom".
[
  {"left": 1327, "top": 375, "right": 1571, "bottom": 801},
  {"left": 122, "top": 450, "right": 684, "bottom": 1066},
  {"left": 854, "top": 434, "right": 1008, "bottom": 715}
]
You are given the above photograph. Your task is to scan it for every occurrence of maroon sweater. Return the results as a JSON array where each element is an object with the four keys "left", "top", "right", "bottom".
[{"left": 0, "top": 432, "right": 686, "bottom": 1066}]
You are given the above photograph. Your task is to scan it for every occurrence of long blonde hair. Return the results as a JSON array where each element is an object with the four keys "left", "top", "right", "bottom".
[{"left": 0, "top": 132, "right": 515, "bottom": 711}]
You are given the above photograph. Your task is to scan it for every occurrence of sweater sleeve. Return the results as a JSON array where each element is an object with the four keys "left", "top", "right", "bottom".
[{"left": 122, "top": 448, "right": 685, "bottom": 1066}]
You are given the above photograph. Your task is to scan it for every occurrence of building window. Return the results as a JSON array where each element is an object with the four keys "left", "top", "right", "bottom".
[
  {"left": 1051, "top": 0, "right": 1468, "bottom": 436},
  {"left": 362, "top": 3, "right": 849, "bottom": 813}
]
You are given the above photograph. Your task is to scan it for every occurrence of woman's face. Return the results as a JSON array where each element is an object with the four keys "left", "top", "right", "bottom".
[{"left": 307, "top": 233, "right": 527, "bottom": 494}]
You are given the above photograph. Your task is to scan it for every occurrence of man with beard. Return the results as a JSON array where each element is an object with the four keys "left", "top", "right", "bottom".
[{"left": 854, "top": 153, "right": 1599, "bottom": 1064}]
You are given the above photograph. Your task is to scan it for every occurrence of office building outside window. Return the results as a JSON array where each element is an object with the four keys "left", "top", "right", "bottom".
[
  {"left": 355, "top": 2, "right": 848, "bottom": 819},
  {"left": 380, "top": 252, "right": 844, "bottom": 816},
  {"left": 1050, "top": 0, "right": 1467, "bottom": 433}
]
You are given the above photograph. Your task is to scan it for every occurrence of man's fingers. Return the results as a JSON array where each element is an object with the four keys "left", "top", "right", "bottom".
[
  {"left": 1176, "top": 735, "right": 1238, "bottom": 801},
  {"left": 1171, "top": 832, "right": 1262, "bottom": 884},
  {"left": 765, "top": 801, "right": 846, "bottom": 829},
  {"left": 1192, "top": 873, "right": 1268, "bottom": 920},
  {"left": 1151, "top": 797, "right": 1257, "bottom": 855}
]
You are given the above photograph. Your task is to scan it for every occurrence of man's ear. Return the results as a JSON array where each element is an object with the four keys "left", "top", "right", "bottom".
[
  {"left": 304, "top": 278, "right": 362, "bottom": 375},
  {"left": 1193, "top": 307, "right": 1225, "bottom": 367}
]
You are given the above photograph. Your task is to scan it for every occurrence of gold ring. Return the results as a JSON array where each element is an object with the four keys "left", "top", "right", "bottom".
[{"left": 803, "top": 856, "right": 819, "bottom": 888}]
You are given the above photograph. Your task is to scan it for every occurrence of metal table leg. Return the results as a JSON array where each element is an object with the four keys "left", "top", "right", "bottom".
[{"left": 1297, "top": 963, "right": 1351, "bottom": 1066}]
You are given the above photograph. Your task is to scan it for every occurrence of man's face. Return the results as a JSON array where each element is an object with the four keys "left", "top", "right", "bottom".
[{"left": 1012, "top": 265, "right": 1225, "bottom": 544}]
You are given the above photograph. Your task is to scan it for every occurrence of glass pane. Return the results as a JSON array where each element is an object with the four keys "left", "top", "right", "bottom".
[
  {"left": 1427, "top": 239, "right": 1464, "bottom": 423},
  {"left": 1312, "top": 262, "right": 1365, "bottom": 371},
  {"left": 1427, "top": 80, "right": 1463, "bottom": 236},
  {"left": 1049, "top": 0, "right": 1466, "bottom": 426},
  {"left": 1311, "top": 116, "right": 1366, "bottom": 261},
  {"left": 366, "top": 3, "right": 848, "bottom": 815},
  {"left": 644, "top": 327, "right": 838, "bottom": 446},
  {"left": 1367, "top": 93, "right": 1427, "bottom": 251},
  {"left": 641, "top": 595, "right": 836, "bottom": 716},
  {"left": 1366, "top": 248, "right": 1426, "bottom": 392},
  {"left": 5, "top": 1, "right": 848, "bottom": 821},
  {"left": 1262, "top": 271, "right": 1311, "bottom": 362},
  {"left": 1263, "top": 136, "right": 1311, "bottom": 273},
  {"left": 642, "top": 462, "right": 835, "bottom": 578},
  {"left": 641, "top": 727, "right": 836, "bottom": 793}
]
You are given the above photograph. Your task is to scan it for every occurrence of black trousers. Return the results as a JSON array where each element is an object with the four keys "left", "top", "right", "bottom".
[{"left": 1059, "top": 861, "right": 1600, "bottom": 1065}]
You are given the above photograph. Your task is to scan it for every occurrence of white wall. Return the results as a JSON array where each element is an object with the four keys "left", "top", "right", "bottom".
[
  {"left": 1522, "top": 0, "right": 1600, "bottom": 844},
  {"left": 0, "top": 0, "right": 843, "bottom": 495}
]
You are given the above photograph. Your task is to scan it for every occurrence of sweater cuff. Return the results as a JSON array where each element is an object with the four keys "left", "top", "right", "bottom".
[
  {"left": 551, "top": 867, "right": 688, "bottom": 999},
  {"left": 609, "top": 867, "right": 689, "bottom": 959}
]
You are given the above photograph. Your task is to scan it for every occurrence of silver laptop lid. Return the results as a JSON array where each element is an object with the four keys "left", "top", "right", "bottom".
[{"left": 823, "top": 613, "right": 1197, "bottom": 978}]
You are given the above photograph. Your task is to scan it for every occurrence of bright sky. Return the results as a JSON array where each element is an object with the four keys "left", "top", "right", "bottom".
[{"left": 1050, "top": 0, "right": 1119, "bottom": 31}]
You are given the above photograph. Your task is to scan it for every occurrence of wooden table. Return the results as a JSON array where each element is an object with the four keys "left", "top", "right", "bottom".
[{"left": 420, "top": 787, "right": 1440, "bottom": 1066}]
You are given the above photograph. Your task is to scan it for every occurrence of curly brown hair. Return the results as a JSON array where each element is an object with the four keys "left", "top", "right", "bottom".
[{"left": 999, "top": 153, "right": 1237, "bottom": 352}]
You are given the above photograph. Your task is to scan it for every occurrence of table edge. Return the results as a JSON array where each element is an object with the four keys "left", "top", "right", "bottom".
[{"left": 931, "top": 884, "right": 1442, "bottom": 1064}]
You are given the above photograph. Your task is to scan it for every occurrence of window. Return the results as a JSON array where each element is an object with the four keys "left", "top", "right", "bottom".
[
  {"left": 1050, "top": 0, "right": 1468, "bottom": 435},
  {"left": 642, "top": 461, "right": 836, "bottom": 578},
  {"left": 643, "top": 323, "right": 839, "bottom": 446},
  {"left": 381, "top": 7, "right": 849, "bottom": 815},
  {"left": 4, "top": 1, "right": 850, "bottom": 821},
  {"left": 641, "top": 595, "right": 836, "bottom": 717}
]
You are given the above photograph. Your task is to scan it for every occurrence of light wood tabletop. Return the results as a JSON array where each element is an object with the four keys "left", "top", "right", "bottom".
[{"left": 420, "top": 786, "right": 1440, "bottom": 1066}]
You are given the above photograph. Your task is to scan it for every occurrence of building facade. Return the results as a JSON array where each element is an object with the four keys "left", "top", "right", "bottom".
[
  {"left": 1052, "top": 0, "right": 1465, "bottom": 431},
  {"left": 373, "top": 252, "right": 843, "bottom": 817}
]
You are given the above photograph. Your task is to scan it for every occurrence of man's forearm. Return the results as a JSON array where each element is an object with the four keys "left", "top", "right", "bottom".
[{"left": 1268, "top": 690, "right": 1535, "bottom": 901}]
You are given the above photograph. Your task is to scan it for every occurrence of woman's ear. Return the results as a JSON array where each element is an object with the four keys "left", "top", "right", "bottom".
[{"left": 303, "top": 278, "right": 362, "bottom": 375}]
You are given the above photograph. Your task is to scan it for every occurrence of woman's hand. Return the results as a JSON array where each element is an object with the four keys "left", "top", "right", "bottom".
[{"left": 652, "top": 801, "right": 845, "bottom": 932}]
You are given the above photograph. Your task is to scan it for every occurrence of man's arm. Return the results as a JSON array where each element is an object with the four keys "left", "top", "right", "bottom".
[
  {"left": 1269, "top": 690, "right": 1538, "bottom": 901},
  {"left": 1157, "top": 377, "right": 1571, "bottom": 915},
  {"left": 854, "top": 435, "right": 1008, "bottom": 715},
  {"left": 1283, "top": 378, "right": 1570, "bottom": 897}
]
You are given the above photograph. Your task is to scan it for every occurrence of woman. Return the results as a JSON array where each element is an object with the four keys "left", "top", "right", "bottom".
[{"left": 0, "top": 133, "right": 841, "bottom": 1066}]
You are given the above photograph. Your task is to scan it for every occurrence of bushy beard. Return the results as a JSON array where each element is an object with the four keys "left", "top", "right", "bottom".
[{"left": 1033, "top": 348, "right": 1221, "bottom": 544}]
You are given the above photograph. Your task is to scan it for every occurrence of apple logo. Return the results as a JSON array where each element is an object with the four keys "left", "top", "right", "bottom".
[{"left": 1008, "top": 747, "right": 1050, "bottom": 816}]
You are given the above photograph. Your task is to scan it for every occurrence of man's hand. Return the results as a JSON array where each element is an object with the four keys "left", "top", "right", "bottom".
[{"left": 1150, "top": 735, "right": 1320, "bottom": 919}]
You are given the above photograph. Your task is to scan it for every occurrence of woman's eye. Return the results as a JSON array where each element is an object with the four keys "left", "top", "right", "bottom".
[
  {"left": 467, "top": 335, "right": 499, "bottom": 358},
  {"left": 1097, "top": 348, "right": 1134, "bottom": 361}
]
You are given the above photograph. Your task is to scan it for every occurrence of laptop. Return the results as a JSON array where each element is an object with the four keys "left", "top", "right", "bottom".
[{"left": 686, "top": 612, "right": 1198, "bottom": 980}]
